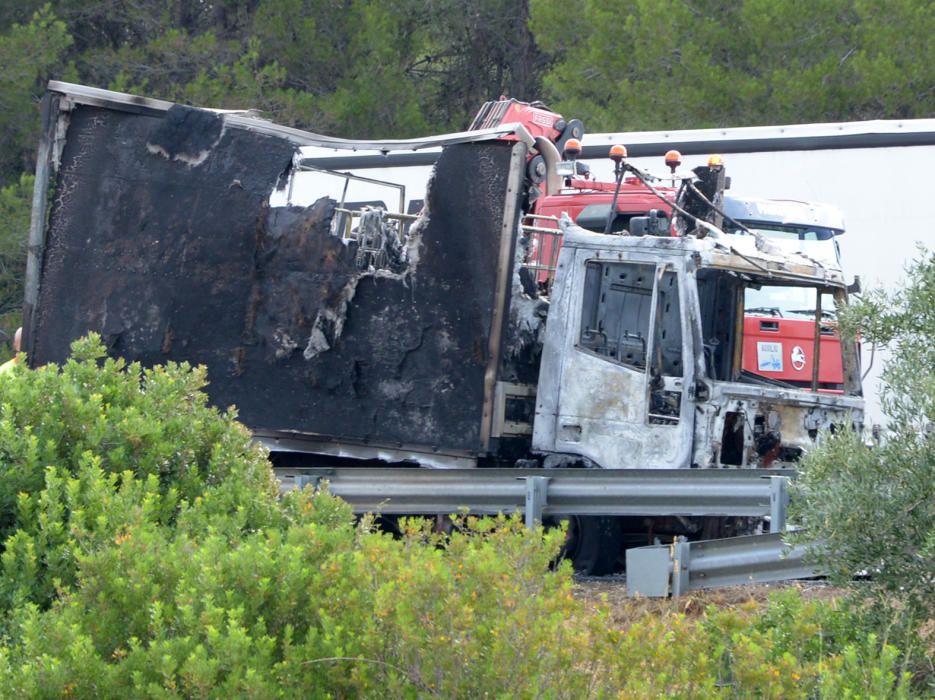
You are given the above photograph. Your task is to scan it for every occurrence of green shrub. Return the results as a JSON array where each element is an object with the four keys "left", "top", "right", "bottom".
[
  {"left": 0, "top": 334, "right": 281, "bottom": 619},
  {"left": 0, "top": 335, "right": 922, "bottom": 697},
  {"left": 0, "top": 173, "right": 34, "bottom": 348},
  {"left": 3, "top": 503, "right": 917, "bottom": 699},
  {"left": 791, "top": 249, "right": 935, "bottom": 688},
  {"left": 0, "top": 503, "right": 597, "bottom": 698}
]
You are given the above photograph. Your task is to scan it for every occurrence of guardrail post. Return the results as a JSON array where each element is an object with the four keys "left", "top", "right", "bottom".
[
  {"left": 670, "top": 537, "right": 691, "bottom": 598},
  {"left": 295, "top": 474, "right": 322, "bottom": 491},
  {"left": 523, "top": 476, "right": 550, "bottom": 529},
  {"left": 768, "top": 476, "right": 789, "bottom": 533}
]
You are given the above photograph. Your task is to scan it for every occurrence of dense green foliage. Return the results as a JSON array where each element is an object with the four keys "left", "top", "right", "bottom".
[
  {"left": 791, "top": 249, "right": 935, "bottom": 685},
  {"left": 0, "top": 334, "right": 282, "bottom": 622},
  {"left": 0, "top": 335, "right": 922, "bottom": 696},
  {"left": 5, "top": 0, "right": 926, "bottom": 159},
  {"left": 530, "top": 0, "right": 935, "bottom": 131},
  {"left": 0, "top": 6, "right": 73, "bottom": 187},
  {"left": 0, "top": 0, "right": 543, "bottom": 155},
  {"left": 0, "top": 174, "right": 33, "bottom": 347}
]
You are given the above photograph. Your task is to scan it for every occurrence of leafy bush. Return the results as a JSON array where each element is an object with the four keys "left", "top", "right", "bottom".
[
  {"left": 0, "top": 334, "right": 281, "bottom": 619},
  {"left": 0, "top": 335, "right": 922, "bottom": 697},
  {"left": 0, "top": 507, "right": 596, "bottom": 698},
  {"left": 0, "top": 510, "right": 918, "bottom": 698},
  {"left": 791, "top": 249, "right": 935, "bottom": 686},
  {"left": 0, "top": 173, "right": 33, "bottom": 348},
  {"left": 584, "top": 588, "right": 912, "bottom": 699}
]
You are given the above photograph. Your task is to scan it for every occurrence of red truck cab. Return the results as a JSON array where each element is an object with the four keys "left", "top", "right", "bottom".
[
  {"left": 470, "top": 98, "right": 854, "bottom": 395},
  {"left": 741, "top": 287, "right": 846, "bottom": 393},
  {"left": 524, "top": 178, "right": 676, "bottom": 287}
]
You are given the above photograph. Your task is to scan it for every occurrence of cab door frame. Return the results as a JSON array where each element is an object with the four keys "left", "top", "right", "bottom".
[{"left": 533, "top": 245, "right": 697, "bottom": 469}]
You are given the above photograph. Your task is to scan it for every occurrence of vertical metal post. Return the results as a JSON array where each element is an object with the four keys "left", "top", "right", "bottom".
[
  {"left": 480, "top": 141, "right": 529, "bottom": 450},
  {"left": 769, "top": 476, "right": 789, "bottom": 533},
  {"left": 523, "top": 476, "right": 550, "bottom": 529},
  {"left": 810, "top": 289, "right": 823, "bottom": 393},
  {"left": 670, "top": 537, "right": 691, "bottom": 597},
  {"left": 287, "top": 154, "right": 298, "bottom": 205},
  {"left": 295, "top": 474, "right": 322, "bottom": 491}
]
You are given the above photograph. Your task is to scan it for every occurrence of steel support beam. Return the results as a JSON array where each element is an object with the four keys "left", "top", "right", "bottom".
[
  {"left": 769, "top": 475, "right": 789, "bottom": 533},
  {"left": 523, "top": 476, "right": 550, "bottom": 529},
  {"left": 276, "top": 467, "right": 793, "bottom": 519}
]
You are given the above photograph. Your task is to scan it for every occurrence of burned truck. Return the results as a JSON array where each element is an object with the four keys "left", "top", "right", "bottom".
[{"left": 22, "top": 83, "right": 863, "bottom": 570}]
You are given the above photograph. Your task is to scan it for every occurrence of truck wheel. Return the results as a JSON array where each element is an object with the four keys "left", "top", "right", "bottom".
[{"left": 562, "top": 516, "right": 624, "bottom": 576}]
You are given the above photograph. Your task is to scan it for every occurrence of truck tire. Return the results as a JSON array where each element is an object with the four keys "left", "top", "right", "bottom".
[{"left": 563, "top": 516, "right": 624, "bottom": 576}]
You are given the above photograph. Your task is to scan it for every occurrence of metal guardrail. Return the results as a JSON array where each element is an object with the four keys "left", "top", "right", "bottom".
[
  {"left": 626, "top": 532, "right": 820, "bottom": 597},
  {"left": 274, "top": 467, "right": 792, "bottom": 530}
]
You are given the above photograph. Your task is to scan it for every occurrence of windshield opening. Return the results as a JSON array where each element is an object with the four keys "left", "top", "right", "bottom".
[
  {"left": 744, "top": 285, "right": 837, "bottom": 321},
  {"left": 742, "top": 282, "right": 850, "bottom": 393},
  {"left": 725, "top": 222, "right": 838, "bottom": 242},
  {"left": 696, "top": 269, "right": 859, "bottom": 395}
]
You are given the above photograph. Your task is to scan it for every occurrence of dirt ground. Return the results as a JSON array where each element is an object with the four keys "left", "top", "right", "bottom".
[{"left": 571, "top": 576, "right": 845, "bottom": 627}]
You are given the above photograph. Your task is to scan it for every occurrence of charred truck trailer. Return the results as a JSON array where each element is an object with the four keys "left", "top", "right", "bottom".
[{"left": 23, "top": 84, "right": 864, "bottom": 572}]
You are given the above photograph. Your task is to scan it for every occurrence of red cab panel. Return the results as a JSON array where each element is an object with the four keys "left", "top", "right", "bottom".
[
  {"left": 525, "top": 182, "right": 676, "bottom": 288},
  {"left": 741, "top": 315, "right": 844, "bottom": 391}
]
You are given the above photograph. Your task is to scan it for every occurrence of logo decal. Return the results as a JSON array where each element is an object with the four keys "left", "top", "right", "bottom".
[
  {"left": 756, "top": 342, "right": 783, "bottom": 372},
  {"left": 791, "top": 346, "right": 807, "bottom": 371}
]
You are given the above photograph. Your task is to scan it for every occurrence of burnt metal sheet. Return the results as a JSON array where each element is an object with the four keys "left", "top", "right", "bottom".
[
  {"left": 47, "top": 81, "right": 535, "bottom": 152},
  {"left": 32, "top": 103, "right": 294, "bottom": 368},
  {"left": 29, "top": 96, "right": 522, "bottom": 455}
]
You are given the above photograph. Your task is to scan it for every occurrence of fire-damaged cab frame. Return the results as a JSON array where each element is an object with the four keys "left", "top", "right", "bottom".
[{"left": 532, "top": 221, "right": 863, "bottom": 470}]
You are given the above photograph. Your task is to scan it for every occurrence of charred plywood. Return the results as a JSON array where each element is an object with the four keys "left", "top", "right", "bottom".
[{"left": 30, "top": 99, "right": 523, "bottom": 456}]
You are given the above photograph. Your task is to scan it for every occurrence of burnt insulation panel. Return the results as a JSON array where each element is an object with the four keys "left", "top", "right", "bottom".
[{"left": 31, "top": 102, "right": 519, "bottom": 453}]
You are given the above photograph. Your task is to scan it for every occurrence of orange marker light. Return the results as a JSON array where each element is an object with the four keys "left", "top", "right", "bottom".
[
  {"left": 664, "top": 150, "right": 682, "bottom": 171},
  {"left": 609, "top": 144, "right": 628, "bottom": 162},
  {"left": 563, "top": 138, "right": 582, "bottom": 158},
  {"left": 708, "top": 154, "right": 724, "bottom": 168}
]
